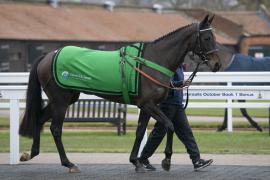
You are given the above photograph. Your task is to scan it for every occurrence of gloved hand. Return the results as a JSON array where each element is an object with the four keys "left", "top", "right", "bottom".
[
  {"left": 183, "top": 79, "right": 192, "bottom": 87},
  {"left": 170, "top": 79, "right": 191, "bottom": 88}
]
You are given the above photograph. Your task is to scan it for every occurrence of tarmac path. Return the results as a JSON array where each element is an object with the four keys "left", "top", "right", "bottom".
[
  {"left": 1, "top": 164, "right": 270, "bottom": 180},
  {"left": 1, "top": 153, "right": 270, "bottom": 180}
]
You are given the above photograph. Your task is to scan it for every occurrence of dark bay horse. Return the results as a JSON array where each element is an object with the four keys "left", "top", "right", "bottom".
[
  {"left": 215, "top": 44, "right": 270, "bottom": 132},
  {"left": 19, "top": 15, "right": 220, "bottom": 173}
]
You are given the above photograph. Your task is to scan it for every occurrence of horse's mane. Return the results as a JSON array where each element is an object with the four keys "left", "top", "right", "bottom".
[{"left": 152, "top": 23, "right": 196, "bottom": 44}]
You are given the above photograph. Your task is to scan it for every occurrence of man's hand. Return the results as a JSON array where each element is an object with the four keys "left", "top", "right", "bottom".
[
  {"left": 170, "top": 80, "right": 192, "bottom": 89},
  {"left": 183, "top": 80, "right": 192, "bottom": 87}
]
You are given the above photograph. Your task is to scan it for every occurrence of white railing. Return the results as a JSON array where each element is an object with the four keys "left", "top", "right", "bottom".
[
  {"left": 184, "top": 72, "right": 270, "bottom": 133},
  {"left": 1, "top": 72, "right": 270, "bottom": 164}
]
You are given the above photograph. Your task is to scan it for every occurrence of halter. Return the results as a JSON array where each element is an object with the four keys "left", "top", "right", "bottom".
[
  {"left": 186, "top": 24, "right": 219, "bottom": 83},
  {"left": 194, "top": 23, "right": 219, "bottom": 64},
  {"left": 183, "top": 24, "right": 219, "bottom": 109}
]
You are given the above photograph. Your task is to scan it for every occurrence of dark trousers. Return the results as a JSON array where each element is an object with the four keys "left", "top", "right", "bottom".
[{"left": 140, "top": 104, "right": 200, "bottom": 163}]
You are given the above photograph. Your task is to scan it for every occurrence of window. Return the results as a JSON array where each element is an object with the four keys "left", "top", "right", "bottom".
[
  {"left": 0, "top": 44, "right": 10, "bottom": 72},
  {"left": 248, "top": 45, "right": 270, "bottom": 58}
]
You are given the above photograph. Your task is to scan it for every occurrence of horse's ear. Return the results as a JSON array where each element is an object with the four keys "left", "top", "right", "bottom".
[
  {"left": 208, "top": 14, "right": 215, "bottom": 24},
  {"left": 200, "top": 14, "right": 209, "bottom": 28}
]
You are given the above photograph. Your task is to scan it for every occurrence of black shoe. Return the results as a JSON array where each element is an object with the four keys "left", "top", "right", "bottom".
[
  {"left": 193, "top": 159, "right": 213, "bottom": 171},
  {"left": 142, "top": 159, "right": 156, "bottom": 171}
]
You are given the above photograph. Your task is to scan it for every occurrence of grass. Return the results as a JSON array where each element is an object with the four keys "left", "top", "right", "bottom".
[{"left": 0, "top": 131, "right": 269, "bottom": 154}]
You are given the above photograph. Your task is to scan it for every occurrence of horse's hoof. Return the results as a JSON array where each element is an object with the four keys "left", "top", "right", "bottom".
[
  {"left": 135, "top": 166, "right": 146, "bottom": 173},
  {"left": 130, "top": 158, "right": 137, "bottom": 166},
  {"left": 161, "top": 158, "right": 171, "bottom": 171},
  {"left": 69, "top": 165, "right": 81, "bottom": 173},
  {"left": 135, "top": 161, "right": 146, "bottom": 173},
  {"left": 216, "top": 126, "right": 224, "bottom": 132},
  {"left": 256, "top": 126, "right": 263, "bottom": 132},
  {"left": 20, "top": 152, "right": 31, "bottom": 162}
]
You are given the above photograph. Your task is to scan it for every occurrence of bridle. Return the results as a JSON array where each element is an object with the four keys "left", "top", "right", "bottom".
[
  {"left": 183, "top": 24, "right": 219, "bottom": 109},
  {"left": 186, "top": 24, "right": 219, "bottom": 84},
  {"left": 193, "top": 23, "right": 219, "bottom": 65}
]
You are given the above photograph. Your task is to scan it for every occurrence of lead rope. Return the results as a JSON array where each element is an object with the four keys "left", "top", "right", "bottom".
[
  {"left": 183, "top": 61, "right": 203, "bottom": 109},
  {"left": 120, "top": 50, "right": 184, "bottom": 91},
  {"left": 120, "top": 46, "right": 205, "bottom": 106}
]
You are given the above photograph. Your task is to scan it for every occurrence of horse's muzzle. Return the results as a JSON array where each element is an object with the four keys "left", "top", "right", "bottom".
[{"left": 213, "top": 62, "right": 221, "bottom": 72}]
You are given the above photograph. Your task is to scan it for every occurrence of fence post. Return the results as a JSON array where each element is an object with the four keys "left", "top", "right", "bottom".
[
  {"left": 269, "top": 107, "right": 270, "bottom": 137},
  {"left": 227, "top": 82, "right": 233, "bottom": 132},
  {"left": 9, "top": 99, "right": 20, "bottom": 165}
]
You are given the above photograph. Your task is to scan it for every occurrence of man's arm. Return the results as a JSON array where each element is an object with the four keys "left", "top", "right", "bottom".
[{"left": 170, "top": 79, "right": 191, "bottom": 88}]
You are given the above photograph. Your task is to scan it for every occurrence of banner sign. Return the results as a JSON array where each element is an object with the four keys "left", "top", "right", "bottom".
[{"left": 183, "top": 90, "right": 270, "bottom": 100}]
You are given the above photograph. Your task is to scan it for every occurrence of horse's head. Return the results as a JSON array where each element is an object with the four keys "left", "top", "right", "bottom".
[{"left": 193, "top": 15, "right": 221, "bottom": 72}]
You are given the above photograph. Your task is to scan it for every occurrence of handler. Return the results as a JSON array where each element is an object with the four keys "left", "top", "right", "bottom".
[{"left": 139, "top": 65, "right": 213, "bottom": 171}]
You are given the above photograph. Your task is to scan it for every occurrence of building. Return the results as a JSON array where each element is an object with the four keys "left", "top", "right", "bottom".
[{"left": 0, "top": 1, "right": 269, "bottom": 72}]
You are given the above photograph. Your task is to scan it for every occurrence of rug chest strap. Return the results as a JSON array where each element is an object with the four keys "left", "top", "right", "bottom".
[{"left": 119, "top": 48, "right": 131, "bottom": 104}]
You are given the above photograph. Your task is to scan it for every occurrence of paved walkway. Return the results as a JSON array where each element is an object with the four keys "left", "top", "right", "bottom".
[
  {"left": 0, "top": 153, "right": 270, "bottom": 180},
  {"left": 1, "top": 153, "right": 270, "bottom": 166}
]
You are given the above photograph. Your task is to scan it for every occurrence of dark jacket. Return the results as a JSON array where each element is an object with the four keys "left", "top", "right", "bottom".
[{"left": 161, "top": 66, "right": 184, "bottom": 106}]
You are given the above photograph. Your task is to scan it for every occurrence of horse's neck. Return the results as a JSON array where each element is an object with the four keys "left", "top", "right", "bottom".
[
  {"left": 146, "top": 24, "right": 197, "bottom": 72},
  {"left": 217, "top": 44, "right": 235, "bottom": 71}
]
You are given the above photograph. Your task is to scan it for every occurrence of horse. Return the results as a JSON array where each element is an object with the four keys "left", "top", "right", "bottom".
[
  {"left": 157, "top": 43, "right": 270, "bottom": 171},
  {"left": 18, "top": 14, "right": 220, "bottom": 173},
  {"left": 215, "top": 44, "right": 270, "bottom": 132}
]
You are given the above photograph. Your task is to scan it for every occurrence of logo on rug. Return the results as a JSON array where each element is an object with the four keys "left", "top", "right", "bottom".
[
  {"left": 62, "top": 71, "right": 70, "bottom": 80},
  {"left": 61, "top": 71, "right": 92, "bottom": 81}
]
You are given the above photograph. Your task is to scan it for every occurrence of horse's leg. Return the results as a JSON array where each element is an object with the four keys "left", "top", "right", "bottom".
[
  {"left": 162, "top": 130, "right": 174, "bottom": 171},
  {"left": 164, "top": 131, "right": 174, "bottom": 159},
  {"left": 130, "top": 102, "right": 174, "bottom": 172},
  {"left": 30, "top": 104, "right": 52, "bottom": 158},
  {"left": 238, "top": 100, "right": 263, "bottom": 132},
  {"left": 20, "top": 104, "right": 52, "bottom": 161},
  {"left": 141, "top": 102, "right": 174, "bottom": 132},
  {"left": 50, "top": 100, "right": 80, "bottom": 173},
  {"left": 130, "top": 101, "right": 174, "bottom": 170},
  {"left": 129, "top": 110, "right": 151, "bottom": 172},
  {"left": 217, "top": 108, "right": 228, "bottom": 132}
]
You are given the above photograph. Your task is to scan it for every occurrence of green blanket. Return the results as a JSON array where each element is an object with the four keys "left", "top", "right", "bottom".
[{"left": 52, "top": 43, "right": 143, "bottom": 96}]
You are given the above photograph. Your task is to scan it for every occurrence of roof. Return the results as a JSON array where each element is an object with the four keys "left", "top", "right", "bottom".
[
  {"left": 183, "top": 8, "right": 270, "bottom": 44},
  {"left": 0, "top": 3, "right": 259, "bottom": 45},
  {"left": 217, "top": 11, "right": 270, "bottom": 35},
  {"left": 183, "top": 9, "right": 243, "bottom": 39},
  {"left": 0, "top": 3, "right": 190, "bottom": 42}
]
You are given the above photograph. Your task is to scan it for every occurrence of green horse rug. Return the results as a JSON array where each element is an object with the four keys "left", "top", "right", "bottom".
[{"left": 52, "top": 43, "right": 144, "bottom": 100}]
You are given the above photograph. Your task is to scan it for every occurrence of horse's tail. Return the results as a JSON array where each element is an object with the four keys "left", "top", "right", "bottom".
[{"left": 19, "top": 55, "right": 45, "bottom": 138}]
